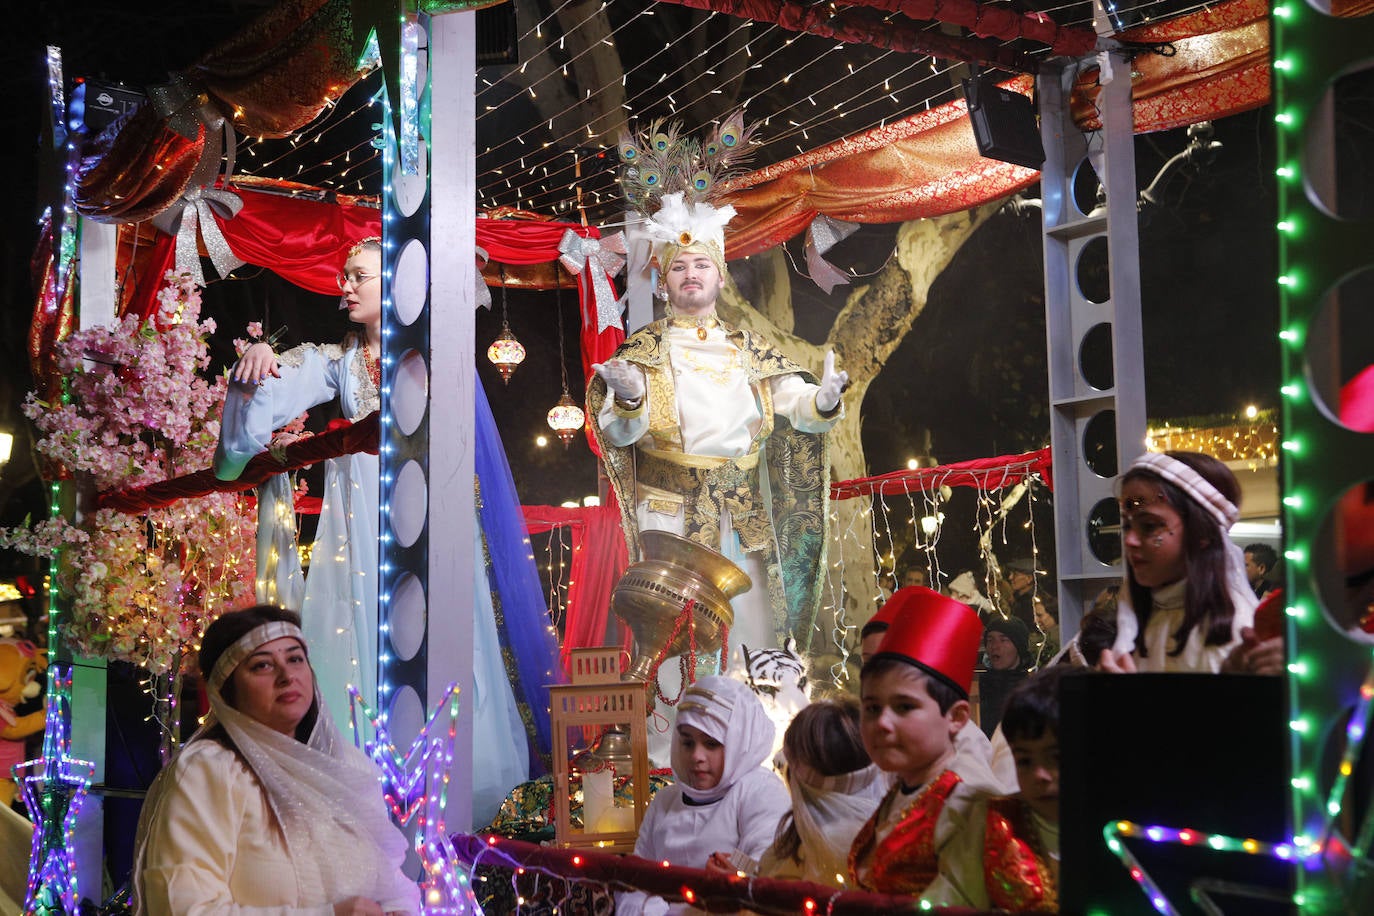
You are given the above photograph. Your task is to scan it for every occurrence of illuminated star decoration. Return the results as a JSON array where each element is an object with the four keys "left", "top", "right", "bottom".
[
  {"left": 348, "top": 0, "right": 405, "bottom": 150},
  {"left": 349, "top": 683, "right": 483, "bottom": 914},
  {"left": 1104, "top": 820, "right": 1300, "bottom": 916},
  {"left": 17, "top": 666, "right": 96, "bottom": 916},
  {"left": 1105, "top": 663, "right": 1374, "bottom": 913}
]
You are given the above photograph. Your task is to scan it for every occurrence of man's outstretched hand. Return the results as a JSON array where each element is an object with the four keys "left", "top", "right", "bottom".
[
  {"left": 816, "top": 349, "right": 849, "bottom": 413},
  {"left": 592, "top": 359, "right": 646, "bottom": 404}
]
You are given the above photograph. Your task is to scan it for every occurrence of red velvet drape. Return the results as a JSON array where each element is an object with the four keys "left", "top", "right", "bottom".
[
  {"left": 128, "top": 190, "right": 626, "bottom": 437},
  {"left": 523, "top": 500, "right": 631, "bottom": 674}
]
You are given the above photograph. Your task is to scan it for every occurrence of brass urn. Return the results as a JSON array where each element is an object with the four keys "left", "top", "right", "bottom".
[{"left": 612, "top": 531, "right": 751, "bottom": 682}]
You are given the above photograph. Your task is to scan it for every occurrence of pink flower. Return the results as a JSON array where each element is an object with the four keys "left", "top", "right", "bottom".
[
  {"left": 246, "top": 321, "right": 264, "bottom": 339},
  {"left": 0, "top": 273, "right": 259, "bottom": 675}
]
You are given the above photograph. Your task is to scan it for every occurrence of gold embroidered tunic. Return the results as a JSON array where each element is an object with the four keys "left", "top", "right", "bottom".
[{"left": 588, "top": 317, "right": 836, "bottom": 653}]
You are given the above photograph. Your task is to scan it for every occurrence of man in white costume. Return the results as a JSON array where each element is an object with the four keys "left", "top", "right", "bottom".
[{"left": 588, "top": 187, "right": 847, "bottom": 742}]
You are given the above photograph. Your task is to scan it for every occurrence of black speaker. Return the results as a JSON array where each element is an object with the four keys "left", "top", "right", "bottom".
[
  {"left": 477, "top": 2, "right": 519, "bottom": 66},
  {"left": 1059, "top": 673, "right": 1292, "bottom": 915},
  {"left": 962, "top": 76, "right": 1046, "bottom": 171},
  {"left": 79, "top": 79, "right": 145, "bottom": 134}
]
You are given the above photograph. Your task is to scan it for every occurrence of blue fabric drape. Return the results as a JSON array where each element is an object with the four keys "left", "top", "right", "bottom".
[{"left": 474, "top": 374, "right": 562, "bottom": 774}]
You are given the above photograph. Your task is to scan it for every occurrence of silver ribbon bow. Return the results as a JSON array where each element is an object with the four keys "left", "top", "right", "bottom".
[
  {"left": 149, "top": 71, "right": 238, "bottom": 203},
  {"left": 474, "top": 245, "right": 492, "bottom": 309},
  {"left": 558, "top": 230, "right": 627, "bottom": 333},
  {"left": 163, "top": 186, "right": 245, "bottom": 288},
  {"left": 148, "top": 73, "right": 222, "bottom": 142},
  {"left": 804, "top": 214, "right": 860, "bottom": 295}
]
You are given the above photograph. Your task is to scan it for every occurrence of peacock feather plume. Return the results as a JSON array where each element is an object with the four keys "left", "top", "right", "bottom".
[{"left": 617, "top": 111, "right": 757, "bottom": 211}]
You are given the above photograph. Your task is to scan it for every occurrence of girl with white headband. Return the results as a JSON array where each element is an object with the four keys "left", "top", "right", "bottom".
[
  {"left": 1101, "top": 450, "right": 1257, "bottom": 673},
  {"left": 618, "top": 675, "right": 789, "bottom": 915},
  {"left": 133, "top": 605, "right": 417, "bottom": 915}
]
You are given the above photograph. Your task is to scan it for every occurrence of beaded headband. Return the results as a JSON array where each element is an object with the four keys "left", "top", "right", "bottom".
[
  {"left": 207, "top": 620, "right": 307, "bottom": 693},
  {"left": 1128, "top": 452, "right": 1240, "bottom": 529}
]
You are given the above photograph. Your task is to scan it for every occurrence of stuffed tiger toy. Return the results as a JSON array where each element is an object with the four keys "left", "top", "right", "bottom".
[{"left": 738, "top": 639, "right": 811, "bottom": 767}]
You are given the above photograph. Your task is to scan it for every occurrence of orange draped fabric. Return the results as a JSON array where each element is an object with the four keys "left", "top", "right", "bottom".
[
  {"left": 73, "top": 0, "right": 365, "bottom": 224},
  {"left": 1069, "top": 0, "right": 1274, "bottom": 133},
  {"left": 187, "top": 0, "right": 362, "bottom": 140},
  {"left": 720, "top": 0, "right": 1340, "bottom": 256},
  {"left": 1073, "top": 0, "right": 1374, "bottom": 131},
  {"left": 722, "top": 76, "right": 1041, "bottom": 258}
]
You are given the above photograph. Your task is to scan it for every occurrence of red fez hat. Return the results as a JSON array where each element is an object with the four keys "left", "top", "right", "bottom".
[
  {"left": 871, "top": 587, "right": 983, "bottom": 697},
  {"left": 860, "top": 586, "right": 921, "bottom": 638},
  {"left": 1341, "top": 368, "right": 1374, "bottom": 581}
]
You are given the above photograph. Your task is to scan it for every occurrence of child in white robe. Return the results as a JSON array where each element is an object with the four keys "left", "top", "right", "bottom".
[
  {"left": 617, "top": 676, "right": 789, "bottom": 915},
  {"left": 757, "top": 698, "right": 888, "bottom": 888}
]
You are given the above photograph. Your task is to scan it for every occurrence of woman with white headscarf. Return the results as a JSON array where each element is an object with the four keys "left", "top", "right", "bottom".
[
  {"left": 617, "top": 676, "right": 789, "bottom": 915},
  {"left": 133, "top": 606, "right": 418, "bottom": 915}
]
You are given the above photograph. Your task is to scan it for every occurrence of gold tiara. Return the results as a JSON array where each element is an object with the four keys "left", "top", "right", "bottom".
[{"left": 347, "top": 236, "right": 382, "bottom": 258}]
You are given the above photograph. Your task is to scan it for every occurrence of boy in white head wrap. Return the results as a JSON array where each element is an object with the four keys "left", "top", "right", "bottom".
[{"left": 617, "top": 676, "right": 789, "bottom": 915}]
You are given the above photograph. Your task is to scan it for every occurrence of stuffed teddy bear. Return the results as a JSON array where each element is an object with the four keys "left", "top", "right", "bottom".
[{"left": 0, "top": 639, "right": 46, "bottom": 808}]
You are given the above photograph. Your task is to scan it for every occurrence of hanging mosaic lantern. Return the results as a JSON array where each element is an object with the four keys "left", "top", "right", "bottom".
[
  {"left": 546, "top": 262, "right": 584, "bottom": 446},
  {"left": 486, "top": 267, "right": 524, "bottom": 384},
  {"left": 547, "top": 392, "right": 585, "bottom": 446},
  {"left": 487, "top": 326, "right": 525, "bottom": 384}
]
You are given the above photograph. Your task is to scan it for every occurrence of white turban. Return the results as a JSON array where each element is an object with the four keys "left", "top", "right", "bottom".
[{"left": 671, "top": 675, "right": 776, "bottom": 804}]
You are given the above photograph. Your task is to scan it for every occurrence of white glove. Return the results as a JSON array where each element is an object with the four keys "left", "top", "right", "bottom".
[
  {"left": 815, "top": 349, "right": 849, "bottom": 413},
  {"left": 592, "top": 359, "right": 646, "bottom": 404}
]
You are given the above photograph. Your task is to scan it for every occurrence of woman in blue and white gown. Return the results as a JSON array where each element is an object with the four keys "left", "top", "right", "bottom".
[{"left": 215, "top": 237, "right": 550, "bottom": 822}]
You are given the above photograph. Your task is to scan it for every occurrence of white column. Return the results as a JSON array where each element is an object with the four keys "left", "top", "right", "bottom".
[
  {"left": 428, "top": 10, "right": 477, "bottom": 832},
  {"left": 74, "top": 216, "right": 115, "bottom": 902}
]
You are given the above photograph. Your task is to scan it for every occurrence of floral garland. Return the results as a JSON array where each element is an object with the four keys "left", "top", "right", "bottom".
[{"left": 0, "top": 272, "right": 257, "bottom": 675}]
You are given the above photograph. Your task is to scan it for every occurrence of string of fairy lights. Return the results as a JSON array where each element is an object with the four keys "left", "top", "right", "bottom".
[
  {"left": 222, "top": 0, "right": 1220, "bottom": 224},
  {"left": 1145, "top": 410, "right": 1281, "bottom": 469},
  {"left": 466, "top": 0, "right": 1221, "bottom": 219},
  {"left": 532, "top": 526, "right": 574, "bottom": 631}
]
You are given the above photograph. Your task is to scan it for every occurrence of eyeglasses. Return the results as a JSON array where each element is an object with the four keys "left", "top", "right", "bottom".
[{"left": 337, "top": 270, "right": 378, "bottom": 291}]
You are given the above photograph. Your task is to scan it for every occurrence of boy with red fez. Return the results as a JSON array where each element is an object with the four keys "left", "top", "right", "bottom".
[
  {"left": 848, "top": 588, "right": 1035, "bottom": 906},
  {"left": 860, "top": 588, "right": 1016, "bottom": 791}
]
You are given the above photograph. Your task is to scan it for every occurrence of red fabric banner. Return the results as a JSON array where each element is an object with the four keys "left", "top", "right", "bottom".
[
  {"left": 123, "top": 191, "right": 626, "bottom": 451},
  {"left": 856, "top": 0, "right": 1099, "bottom": 57},
  {"left": 454, "top": 833, "right": 989, "bottom": 914},
  {"left": 210, "top": 191, "right": 383, "bottom": 296},
  {"left": 657, "top": 0, "right": 1036, "bottom": 71},
  {"left": 830, "top": 447, "right": 1054, "bottom": 501},
  {"left": 523, "top": 500, "right": 631, "bottom": 673}
]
